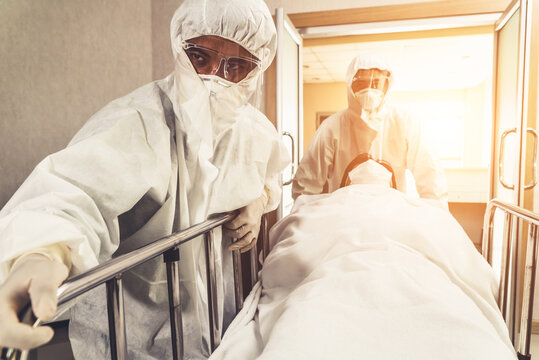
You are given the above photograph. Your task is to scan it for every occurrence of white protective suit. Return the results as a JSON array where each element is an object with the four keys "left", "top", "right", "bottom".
[
  {"left": 0, "top": 0, "right": 289, "bottom": 359},
  {"left": 292, "top": 55, "right": 448, "bottom": 203}
]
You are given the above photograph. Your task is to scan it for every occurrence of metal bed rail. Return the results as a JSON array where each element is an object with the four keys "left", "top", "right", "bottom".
[
  {"left": 482, "top": 199, "right": 539, "bottom": 360},
  {"left": 1, "top": 213, "right": 268, "bottom": 360}
]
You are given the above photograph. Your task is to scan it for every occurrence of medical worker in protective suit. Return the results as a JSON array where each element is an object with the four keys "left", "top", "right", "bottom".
[
  {"left": 292, "top": 54, "right": 448, "bottom": 204},
  {"left": 0, "top": 0, "right": 288, "bottom": 359}
]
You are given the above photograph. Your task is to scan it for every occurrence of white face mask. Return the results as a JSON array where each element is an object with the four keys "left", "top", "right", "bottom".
[
  {"left": 199, "top": 74, "right": 247, "bottom": 137},
  {"left": 199, "top": 74, "right": 235, "bottom": 95},
  {"left": 199, "top": 74, "right": 246, "bottom": 109},
  {"left": 354, "top": 88, "right": 384, "bottom": 113}
]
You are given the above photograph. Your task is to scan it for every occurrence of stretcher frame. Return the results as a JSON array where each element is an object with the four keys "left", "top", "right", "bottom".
[
  {"left": 4, "top": 197, "right": 539, "bottom": 360},
  {"left": 482, "top": 199, "right": 539, "bottom": 360},
  {"left": 1, "top": 213, "right": 270, "bottom": 360}
]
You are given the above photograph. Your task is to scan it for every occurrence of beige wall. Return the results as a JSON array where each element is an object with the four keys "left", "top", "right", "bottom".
[
  {"left": 303, "top": 82, "right": 348, "bottom": 151},
  {"left": 152, "top": 1, "right": 179, "bottom": 80},
  {"left": 0, "top": 0, "right": 179, "bottom": 208}
]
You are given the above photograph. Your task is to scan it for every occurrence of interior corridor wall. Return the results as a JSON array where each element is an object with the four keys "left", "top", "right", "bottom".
[
  {"left": 0, "top": 0, "right": 179, "bottom": 208},
  {"left": 303, "top": 82, "right": 348, "bottom": 152}
]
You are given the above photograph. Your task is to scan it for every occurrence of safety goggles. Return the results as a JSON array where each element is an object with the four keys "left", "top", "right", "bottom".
[
  {"left": 183, "top": 43, "right": 261, "bottom": 83},
  {"left": 352, "top": 70, "right": 391, "bottom": 93}
]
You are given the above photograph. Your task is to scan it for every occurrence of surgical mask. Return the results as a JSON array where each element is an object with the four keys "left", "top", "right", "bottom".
[
  {"left": 199, "top": 74, "right": 235, "bottom": 95},
  {"left": 199, "top": 74, "right": 247, "bottom": 137},
  {"left": 354, "top": 88, "right": 384, "bottom": 112}
]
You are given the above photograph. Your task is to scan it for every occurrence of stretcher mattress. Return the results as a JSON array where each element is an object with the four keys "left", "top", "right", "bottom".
[{"left": 210, "top": 184, "right": 516, "bottom": 360}]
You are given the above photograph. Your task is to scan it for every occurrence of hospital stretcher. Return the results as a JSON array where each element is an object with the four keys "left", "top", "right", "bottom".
[
  {"left": 1, "top": 196, "right": 539, "bottom": 360},
  {"left": 1, "top": 213, "right": 270, "bottom": 360},
  {"left": 482, "top": 200, "right": 539, "bottom": 360}
]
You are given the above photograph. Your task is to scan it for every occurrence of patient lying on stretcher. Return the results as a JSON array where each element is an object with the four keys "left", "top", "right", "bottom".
[{"left": 210, "top": 161, "right": 517, "bottom": 360}]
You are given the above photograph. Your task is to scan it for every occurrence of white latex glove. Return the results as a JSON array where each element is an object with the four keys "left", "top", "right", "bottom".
[
  {"left": 224, "top": 193, "right": 267, "bottom": 253},
  {"left": 0, "top": 253, "right": 69, "bottom": 351}
]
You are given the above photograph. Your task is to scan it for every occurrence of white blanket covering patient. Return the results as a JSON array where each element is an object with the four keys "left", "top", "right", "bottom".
[{"left": 210, "top": 178, "right": 516, "bottom": 359}]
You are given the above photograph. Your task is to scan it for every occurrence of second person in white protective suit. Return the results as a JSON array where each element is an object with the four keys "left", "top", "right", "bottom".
[
  {"left": 0, "top": 0, "right": 289, "bottom": 359},
  {"left": 292, "top": 54, "right": 448, "bottom": 204}
]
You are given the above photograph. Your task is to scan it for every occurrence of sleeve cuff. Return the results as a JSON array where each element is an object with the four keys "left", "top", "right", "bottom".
[{"left": 9, "top": 242, "right": 72, "bottom": 274}]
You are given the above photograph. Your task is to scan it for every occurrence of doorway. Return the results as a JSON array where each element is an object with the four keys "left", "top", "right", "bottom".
[{"left": 301, "top": 25, "right": 495, "bottom": 250}]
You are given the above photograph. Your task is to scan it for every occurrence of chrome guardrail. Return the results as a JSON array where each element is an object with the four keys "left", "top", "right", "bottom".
[
  {"left": 1, "top": 213, "right": 267, "bottom": 360},
  {"left": 482, "top": 199, "right": 539, "bottom": 360}
]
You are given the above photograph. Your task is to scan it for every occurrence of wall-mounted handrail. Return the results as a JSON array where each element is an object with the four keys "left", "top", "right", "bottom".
[
  {"left": 482, "top": 199, "right": 539, "bottom": 359},
  {"left": 1, "top": 212, "right": 268, "bottom": 360}
]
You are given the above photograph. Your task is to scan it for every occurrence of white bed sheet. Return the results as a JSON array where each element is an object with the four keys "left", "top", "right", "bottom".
[{"left": 210, "top": 184, "right": 517, "bottom": 360}]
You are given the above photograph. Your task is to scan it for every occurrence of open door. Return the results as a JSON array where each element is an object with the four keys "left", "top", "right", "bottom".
[
  {"left": 490, "top": 0, "right": 538, "bottom": 347},
  {"left": 491, "top": 0, "right": 530, "bottom": 208},
  {"left": 274, "top": 8, "right": 303, "bottom": 220},
  {"left": 490, "top": 0, "right": 522, "bottom": 343},
  {"left": 519, "top": 0, "right": 539, "bottom": 350}
]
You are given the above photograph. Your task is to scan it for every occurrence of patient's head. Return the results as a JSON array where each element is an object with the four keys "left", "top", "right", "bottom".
[{"left": 348, "top": 159, "right": 392, "bottom": 187}]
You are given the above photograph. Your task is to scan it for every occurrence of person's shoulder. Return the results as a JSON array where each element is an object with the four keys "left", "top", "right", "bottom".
[
  {"left": 383, "top": 102, "right": 418, "bottom": 125},
  {"left": 325, "top": 110, "right": 346, "bottom": 124},
  {"left": 383, "top": 102, "right": 426, "bottom": 141},
  {"left": 244, "top": 104, "right": 278, "bottom": 133},
  {"left": 383, "top": 102, "right": 409, "bottom": 117},
  {"left": 71, "top": 77, "right": 174, "bottom": 144},
  {"left": 102, "top": 77, "right": 172, "bottom": 114},
  {"left": 317, "top": 109, "right": 346, "bottom": 132}
]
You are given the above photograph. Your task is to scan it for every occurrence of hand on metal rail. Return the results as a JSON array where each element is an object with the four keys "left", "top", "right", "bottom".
[
  {"left": 224, "top": 194, "right": 267, "bottom": 253},
  {"left": 0, "top": 254, "right": 68, "bottom": 350}
]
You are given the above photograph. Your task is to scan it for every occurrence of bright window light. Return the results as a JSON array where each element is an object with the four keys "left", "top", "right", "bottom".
[{"left": 398, "top": 101, "right": 465, "bottom": 168}]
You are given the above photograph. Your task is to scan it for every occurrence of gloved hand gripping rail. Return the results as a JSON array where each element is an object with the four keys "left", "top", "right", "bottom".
[{"left": 0, "top": 212, "right": 272, "bottom": 360}]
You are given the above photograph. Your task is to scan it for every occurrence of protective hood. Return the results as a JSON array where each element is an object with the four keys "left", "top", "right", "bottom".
[
  {"left": 346, "top": 54, "right": 394, "bottom": 119},
  {"left": 171, "top": 0, "right": 276, "bottom": 72},
  {"left": 169, "top": 0, "right": 277, "bottom": 122}
]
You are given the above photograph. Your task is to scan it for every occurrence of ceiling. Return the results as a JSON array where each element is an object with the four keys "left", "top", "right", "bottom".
[{"left": 302, "top": 32, "right": 494, "bottom": 91}]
